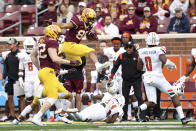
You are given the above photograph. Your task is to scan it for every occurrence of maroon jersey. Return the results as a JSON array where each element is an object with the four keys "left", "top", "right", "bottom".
[
  {"left": 65, "top": 14, "right": 92, "bottom": 43},
  {"left": 38, "top": 37, "right": 60, "bottom": 71}
]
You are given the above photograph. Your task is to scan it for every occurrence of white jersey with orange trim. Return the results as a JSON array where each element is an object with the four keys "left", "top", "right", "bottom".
[
  {"left": 191, "top": 48, "right": 196, "bottom": 62},
  {"left": 103, "top": 47, "right": 125, "bottom": 73},
  {"left": 138, "top": 46, "right": 166, "bottom": 75},
  {"left": 19, "top": 52, "right": 39, "bottom": 81}
]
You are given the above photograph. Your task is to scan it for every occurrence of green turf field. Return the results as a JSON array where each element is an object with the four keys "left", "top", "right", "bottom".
[{"left": 0, "top": 120, "right": 196, "bottom": 130}]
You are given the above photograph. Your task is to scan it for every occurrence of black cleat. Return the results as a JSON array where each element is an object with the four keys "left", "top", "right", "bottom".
[
  {"left": 134, "top": 108, "right": 139, "bottom": 121},
  {"left": 181, "top": 117, "right": 192, "bottom": 125}
]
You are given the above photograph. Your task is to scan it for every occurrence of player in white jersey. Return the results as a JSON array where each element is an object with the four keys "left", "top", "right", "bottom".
[
  {"left": 103, "top": 37, "right": 125, "bottom": 94},
  {"left": 177, "top": 48, "right": 196, "bottom": 82},
  {"left": 18, "top": 37, "right": 39, "bottom": 105},
  {"left": 73, "top": 93, "right": 124, "bottom": 123},
  {"left": 137, "top": 32, "right": 191, "bottom": 125}
]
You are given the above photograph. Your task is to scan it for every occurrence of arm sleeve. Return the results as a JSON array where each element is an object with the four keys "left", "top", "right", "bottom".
[
  {"left": 19, "top": 58, "right": 24, "bottom": 70},
  {"left": 111, "top": 55, "right": 121, "bottom": 76},
  {"left": 3, "top": 59, "right": 7, "bottom": 79}
]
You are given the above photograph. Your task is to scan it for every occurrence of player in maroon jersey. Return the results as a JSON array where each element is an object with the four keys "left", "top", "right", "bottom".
[{"left": 53, "top": 8, "right": 110, "bottom": 72}]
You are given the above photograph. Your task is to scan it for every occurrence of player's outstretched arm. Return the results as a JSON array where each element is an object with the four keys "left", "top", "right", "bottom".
[
  {"left": 30, "top": 44, "right": 40, "bottom": 70},
  {"left": 137, "top": 57, "right": 143, "bottom": 71},
  {"left": 52, "top": 22, "right": 74, "bottom": 29},
  {"left": 185, "top": 56, "right": 196, "bottom": 77}
]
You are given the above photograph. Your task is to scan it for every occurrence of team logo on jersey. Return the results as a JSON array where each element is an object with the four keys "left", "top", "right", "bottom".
[{"left": 133, "top": 57, "right": 136, "bottom": 61}]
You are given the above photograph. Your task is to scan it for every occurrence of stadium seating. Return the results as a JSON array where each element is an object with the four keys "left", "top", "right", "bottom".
[
  {"left": 157, "top": 17, "right": 170, "bottom": 34},
  {"left": 25, "top": 26, "right": 45, "bottom": 36},
  {"left": 20, "top": 5, "right": 36, "bottom": 25},
  {"left": 157, "top": 24, "right": 168, "bottom": 34},
  {"left": 5, "top": 5, "right": 21, "bottom": 13},
  {"left": 2, "top": 13, "right": 20, "bottom": 35},
  {"left": 190, "top": 17, "right": 196, "bottom": 25}
]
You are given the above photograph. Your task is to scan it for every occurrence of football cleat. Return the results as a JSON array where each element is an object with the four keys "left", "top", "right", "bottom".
[
  {"left": 95, "top": 61, "right": 110, "bottom": 72},
  {"left": 181, "top": 117, "right": 192, "bottom": 125},
  {"left": 12, "top": 118, "right": 20, "bottom": 125},
  {"left": 31, "top": 117, "right": 43, "bottom": 126},
  {"left": 56, "top": 115, "right": 72, "bottom": 124}
]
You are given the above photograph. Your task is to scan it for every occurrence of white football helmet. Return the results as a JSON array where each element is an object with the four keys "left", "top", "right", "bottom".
[
  {"left": 23, "top": 37, "right": 36, "bottom": 54},
  {"left": 172, "top": 81, "right": 185, "bottom": 96},
  {"left": 114, "top": 94, "right": 125, "bottom": 108},
  {"left": 145, "top": 32, "right": 160, "bottom": 46},
  {"left": 106, "top": 80, "right": 119, "bottom": 94}
]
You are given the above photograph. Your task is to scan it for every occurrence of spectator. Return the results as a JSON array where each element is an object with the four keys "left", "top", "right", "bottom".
[
  {"left": 167, "top": 7, "right": 190, "bottom": 34},
  {"left": 192, "top": 26, "right": 196, "bottom": 33},
  {"left": 187, "top": 0, "right": 196, "bottom": 18},
  {"left": 133, "top": 0, "right": 154, "bottom": 17},
  {"left": 118, "top": 0, "right": 128, "bottom": 22},
  {"left": 57, "top": 3, "right": 74, "bottom": 23},
  {"left": 106, "top": 0, "right": 120, "bottom": 14},
  {"left": 169, "top": 0, "right": 189, "bottom": 18},
  {"left": 0, "top": 0, "right": 5, "bottom": 13},
  {"left": 121, "top": 32, "right": 133, "bottom": 48},
  {"left": 94, "top": 7, "right": 105, "bottom": 35},
  {"left": 110, "top": 7, "right": 120, "bottom": 26},
  {"left": 40, "top": 0, "right": 57, "bottom": 26},
  {"left": 119, "top": 4, "right": 140, "bottom": 34},
  {"left": 152, "top": 0, "right": 170, "bottom": 19},
  {"left": 76, "top": 2, "right": 87, "bottom": 15},
  {"left": 0, "top": 59, "right": 2, "bottom": 80},
  {"left": 101, "top": 15, "right": 119, "bottom": 35},
  {"left": 108, "top": 41, "right": 143, "bottom": 121},
  {"left": 137, "top": 7, "right": 158, "bottom": 34},
  {"left": 87, "top": 0, "right": 104, "bottom": 10},
  {"left": 3, "top": 38, "right": 25, "bottom": 121}
]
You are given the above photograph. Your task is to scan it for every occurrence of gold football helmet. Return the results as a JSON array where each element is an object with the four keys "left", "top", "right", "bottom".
[
  {"left": 45, "top": 25, "right": 61, "bottom": 40},
  {"left": 82, "top": 8, "right": 96, "bottom": 25}
]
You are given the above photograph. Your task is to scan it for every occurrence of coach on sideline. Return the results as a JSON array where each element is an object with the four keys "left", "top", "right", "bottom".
[
  {"left": 2, "top": 38, "right": 25, "bottom": 121},
  {"left": 108, "top": 41, "right": 143, "bottom": 121}
]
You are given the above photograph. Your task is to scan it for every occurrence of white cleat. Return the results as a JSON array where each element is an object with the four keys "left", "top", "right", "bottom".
[
  {"left": 12, "top": 118, "right": 20, "bottom": 125},
  {"left": 95, "top": 61, "right": 110, "bottom": 72},
  {"left": 56, "top": 116, "right": 72, "bottom": 124},
  {"left": 66, "top": 108, "right": 78, "bottom": 113},
  {"left": 31, "top": 117, "right": 43, "bottom": 126}
]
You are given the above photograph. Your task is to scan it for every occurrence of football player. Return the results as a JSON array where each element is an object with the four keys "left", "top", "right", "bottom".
[
  {"left": 137, "top": 32, "right": 191, "bottom": 125},
  {"left": 103, "top": 37, "right": 125, "bottom": 94},
  {"left": 72, "top": 83, "right": 125, "bottom": 123},
  {"left": 13, "top": 25, "right": 79, "bottom": 126},
  {"left": 18, "top": 38, "right": 39, "bottom": 105},
  {"left": 53, "top": 8, "right": 110, "bottom": 72}
]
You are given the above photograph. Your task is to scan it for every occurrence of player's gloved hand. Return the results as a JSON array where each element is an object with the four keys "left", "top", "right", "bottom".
[
  {"left": 18, "top": 77, "right": 24, "bottom": 89},
  {"left": 70, "top": 60, "right": 80, "bottom": 65},
  {"left": 177, "top": 75, "right": 187, "bottom": 83},
  {"left": 58, "top": 35, "right": 65, "bottom": 43},
  {"left": 165, "top": 59, "right": 177, "bottom": 70}
]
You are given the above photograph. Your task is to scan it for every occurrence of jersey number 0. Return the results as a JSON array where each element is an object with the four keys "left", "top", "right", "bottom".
[{"left": 145, "top": 57, "right": 152, "bottom": 71}]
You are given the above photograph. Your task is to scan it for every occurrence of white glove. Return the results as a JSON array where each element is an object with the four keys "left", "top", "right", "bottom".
[
  {"left": 59, "top": 69, "right": 68, "bottom": 75},
  {"left": 165, "top": 59, "right": 177, "bottom": 70},
  {"left": 177, "top": 75, "right": 187, "bottom": 83},
  {"left": 18, "top": 77, "right": 24, "bottom": 89},
  {"left": 58, "top": 35, "right": 65, "bottom": 43},
  {"left": 193, "top": 74, "right": 196, "bottom": 79}
]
